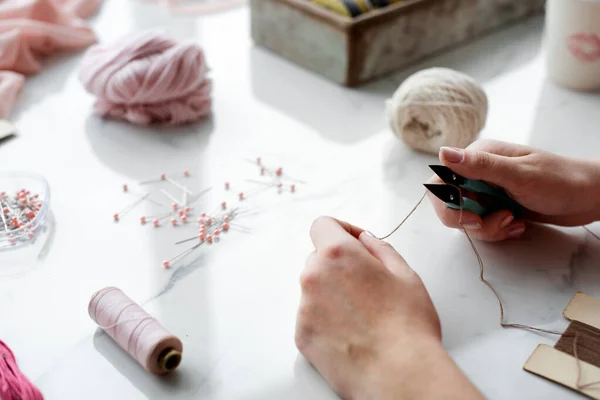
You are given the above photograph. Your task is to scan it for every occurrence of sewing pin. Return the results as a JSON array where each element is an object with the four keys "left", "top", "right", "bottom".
[
  {"left": 139, "top": 173, "right": 167, "bottom": 185},
  {"left": 161, "top": 189, "right": 181, "bottom": 208},
  {"left": 113, "top": 194, "right": 150, "bottom": 222},
  {"left": 162, "top": 241, "right": 203, "bottom": 268},
  {"left": 184, "top": 187, "right": 212, "bottom": 208},
  {"left": 167, "top": 177, "right": 193, "bottom": 196}
]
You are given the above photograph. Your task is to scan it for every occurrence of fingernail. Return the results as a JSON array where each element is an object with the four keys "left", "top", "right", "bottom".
[
  {"left": 508, "top": 227, "right": 525, "bottom": 239},
  {"left": 500, "top": 215, "right": 514, "bottom": 229},
  {"left": 462, "top": 223, "right": 481, "bottom": 230},
  {"left": 440, "top": 147, "right": 463, "bottom": 163}
]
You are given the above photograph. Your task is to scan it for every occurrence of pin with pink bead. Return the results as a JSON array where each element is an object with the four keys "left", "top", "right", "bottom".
[
  {"left": 114, "top": 170, "right": 195, "bottom": 223},
  {"left": 0, "top": 172, "right": 50, "bottom": 250},
  {"left": 163, "top": 208, "right": 253, "bottom": 269},
  {"left": 244, "top": 156, "right": 304, "bottom": 195}
]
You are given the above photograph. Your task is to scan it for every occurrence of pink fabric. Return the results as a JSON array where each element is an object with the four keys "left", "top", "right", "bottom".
[
  {"left": 0, "top": 0, "right": 100, "bottom": 118},
  {"left": 0, "top": 71, "right": 25, "bottom": 118},
  {"left": 79, "top": 31, "right": 212, "bottom": 125},
  {"left": 53, "top": 0, "right": 103, "bottom": 19},
  {"left": 0, "top": 340, "right": 44, "bottom": 400}
]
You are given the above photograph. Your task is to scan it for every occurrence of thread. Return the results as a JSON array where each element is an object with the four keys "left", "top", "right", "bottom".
[
  {"left": 88, "top": 287, "right": 183, "bottom": 374},
  {"left": 373, "top": 184, "right": 600, "bottom": 389},
  {"left": 385, "top": 68, "right": 487, "bottom": 155},
  {"left": 0, "top": 340, "right": 43, "bottom": 400},
  {"left": 79, "top": 31, "right": 211, "bottom": 125}
]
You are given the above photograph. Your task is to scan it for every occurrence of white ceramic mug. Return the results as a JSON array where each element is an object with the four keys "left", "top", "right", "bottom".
[{"left": 545, "top": 0, "right": 600, "bottom": 91}]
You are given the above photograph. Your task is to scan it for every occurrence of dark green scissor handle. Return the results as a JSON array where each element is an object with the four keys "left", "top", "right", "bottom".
[{"left": 446, "top": 178, "right": 522, "bottom": 218}]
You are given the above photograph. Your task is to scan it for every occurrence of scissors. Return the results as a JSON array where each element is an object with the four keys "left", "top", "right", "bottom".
[{"left": 424, "top": 165, "right": 523, "bottom": 218}]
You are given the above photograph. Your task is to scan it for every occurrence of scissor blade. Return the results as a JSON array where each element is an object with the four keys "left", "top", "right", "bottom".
[
  {"left": 429, "top": 165, "right": 465, "bottom": 185},
  {"left": 423, "top": 184, "right": 461, "bottom": 206}
]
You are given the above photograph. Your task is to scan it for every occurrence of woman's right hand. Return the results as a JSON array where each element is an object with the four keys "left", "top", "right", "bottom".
[{"left": 428, "top": 139, "right": 600, "bottom": 242}]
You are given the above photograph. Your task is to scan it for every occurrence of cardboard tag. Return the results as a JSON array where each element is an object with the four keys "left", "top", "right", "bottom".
[
  {"left": 523, "top": 291, "right": 600, "bottom": 398},
  {"left": 524, "top": 344, "right": 600, "bottom": 399},
  {"left": 564, "top": 292, "right": 600, "bottom": 330}
]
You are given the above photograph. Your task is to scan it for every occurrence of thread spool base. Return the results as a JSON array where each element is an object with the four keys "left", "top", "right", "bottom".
[{"left": 158, "top": 348, "right": 182, "bottom": 372}]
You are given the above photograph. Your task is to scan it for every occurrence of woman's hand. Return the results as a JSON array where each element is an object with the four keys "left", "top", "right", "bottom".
[
  {"left": 429, "top": 139, "right": 600, "bottom": 242},
  {"left": 295, "top": 217, "right": 483, "bottom": 400}
]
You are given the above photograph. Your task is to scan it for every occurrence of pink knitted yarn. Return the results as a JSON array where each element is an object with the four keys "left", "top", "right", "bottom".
[
  {"left": 79, "top": 32, "right": 212, "bottom": 125},
  {"left": 0, "top": 340, "right": 43, "bottom": 400}
]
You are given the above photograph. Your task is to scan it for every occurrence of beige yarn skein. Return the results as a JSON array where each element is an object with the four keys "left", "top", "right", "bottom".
[{"left": 385, "top": 68, "right": 488, "bottom": 154}]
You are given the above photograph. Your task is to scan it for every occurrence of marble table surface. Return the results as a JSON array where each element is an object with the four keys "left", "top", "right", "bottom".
[{"left": 2, "top": 2, "right": 600, "bottom": 399}]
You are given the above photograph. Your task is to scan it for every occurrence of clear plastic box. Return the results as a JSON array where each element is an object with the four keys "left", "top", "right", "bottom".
[{"left": 0, "top": 172, "right": 51, "bottom": 251}]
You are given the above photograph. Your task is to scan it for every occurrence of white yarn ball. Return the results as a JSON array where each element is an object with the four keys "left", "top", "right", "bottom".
[{"left": 385, "top": 67, "right": 488, "bottom": 154}]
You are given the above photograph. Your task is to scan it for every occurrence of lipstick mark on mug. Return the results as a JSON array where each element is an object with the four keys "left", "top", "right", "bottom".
[{"left": 567, "top": 33, "right": 600, "bottom": 62}]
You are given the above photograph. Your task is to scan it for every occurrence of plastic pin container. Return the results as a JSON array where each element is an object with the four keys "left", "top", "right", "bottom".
[{"left": 0, "top": 172, "right": 51, "bottom": 251}]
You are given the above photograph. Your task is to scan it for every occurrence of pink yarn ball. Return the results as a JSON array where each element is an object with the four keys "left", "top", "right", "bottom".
[{"left": 79, "top": 32, "right": 211, "bottom": 125}]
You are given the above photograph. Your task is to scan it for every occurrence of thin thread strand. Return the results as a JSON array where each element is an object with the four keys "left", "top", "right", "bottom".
[{"left": 372, "top": 191, "right": 427, "bottom": 240}]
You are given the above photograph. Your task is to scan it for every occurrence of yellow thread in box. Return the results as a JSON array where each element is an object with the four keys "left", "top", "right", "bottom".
[{"left": 309, "top": 0, "right": 371, "bottom": 17}]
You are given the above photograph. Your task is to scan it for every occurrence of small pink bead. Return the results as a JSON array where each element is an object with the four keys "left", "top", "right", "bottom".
[
  {"left": 184, "top": 170, "right": 190, "bottom": 177},
  {"left": 184, "top": 207, "right": 191, "bottom": 213},
  {"left": 161, "top": 173, "right": 166, "bottom": 180},
  {"left": 171, "top": 218, "right": 177, "bottom": 226},
  {"left": 163, "top": 261, "right": 170, "bottom": 269},
  {"left": 291, "top": 184, "right": 296, "bottom": 193},
  {"left": 276, "top": 167, "right": 283, "bottom": 176},
  {"left": 222, "top": 223, "right": 229, "bottom": 232},
  {"left": 181, "top": 215, "right": 188, "bottom": 223},
  {"left": 277, "top": 183, "right": 283, "bottom": 189},
  {"left": 206, "top": 235, "right": 213, "bottom": 243},
  {"left": 260, "top": 167, "right": 265, "bottom": 175},
  {"left": 123, "top": 184, "right": 128, "bottom": 192},
  {"left": 221, "top": 202, "right": 226, "bottom": 210},
  {"left": 256, "top": 157, "right": 261, "bottom": 165},
  {"left": 206, "top": 218, "right": 212, "bottom": 225},
  {"left": 172, "top": 203, "right": 179, "bottom": 211},
  {"left": 224, "top": 215, "right": 230, "bottom": 223},
  {"left": 153, "top": 219, "right": 160, "bottom": 227},
  {"left": 225, "top": 182, "right": 230, "bottom": 190},
  {"left": 201, "top": 212, "right": 206, "bottom": 218},
  {"left": 140, "top": 216, "right": 147, "bottom": 224},
  {"left": 199, "top": 233, "right": 205, "bottom": 241},
  {"left": 214, "top": 229, "right": 220, "bottom": 236},
  {"left": 179, "top": 210, "right": 185, "bottom": 217},
  {"left": 113, "top": 213, "right": 119, "bottom": 221},
  {"left": 239, "top": 192, "right": 244, "bottom": 200}
]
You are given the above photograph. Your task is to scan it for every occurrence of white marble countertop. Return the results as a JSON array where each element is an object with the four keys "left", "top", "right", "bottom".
[{"left": 2, "top": 2, "right": 600, "bottom": 399}]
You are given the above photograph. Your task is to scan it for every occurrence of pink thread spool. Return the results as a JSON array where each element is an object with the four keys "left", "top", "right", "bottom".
[{"left": 88, "top": 287, "right": 183, "bottom": 375}]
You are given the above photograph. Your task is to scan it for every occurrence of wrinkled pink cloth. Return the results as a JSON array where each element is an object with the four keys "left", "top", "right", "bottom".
[
  {"left": 0, "top": 71, "right": 24, "bottom": 118},
  {"left": 0, "top": 0, "right": 102, "bottom": 119},
  {"left": 79, "top": 31, "right": 212, "bottom": 125}
]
